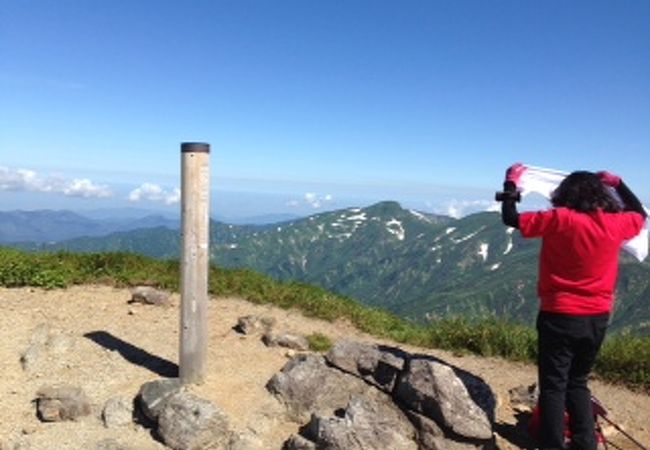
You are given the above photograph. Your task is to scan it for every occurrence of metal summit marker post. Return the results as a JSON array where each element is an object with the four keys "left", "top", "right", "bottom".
[{"left": 179, "top": 142, "right": 210, "bottom": 385}]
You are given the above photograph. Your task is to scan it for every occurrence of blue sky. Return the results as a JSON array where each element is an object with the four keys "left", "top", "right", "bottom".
[{"left": 1, "top": 0, "right": 649, "bottom": 220}]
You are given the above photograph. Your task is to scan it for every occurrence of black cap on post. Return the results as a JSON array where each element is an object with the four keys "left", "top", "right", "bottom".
[{"left": 181, "top": 142, "right": 210, "bottom": 153}]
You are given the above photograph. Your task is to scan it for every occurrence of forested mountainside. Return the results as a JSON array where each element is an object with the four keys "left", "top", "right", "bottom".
[{"left": 13, "top": 201, "right": 650, "bottom": 334}]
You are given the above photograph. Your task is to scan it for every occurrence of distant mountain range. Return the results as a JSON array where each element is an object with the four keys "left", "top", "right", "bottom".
[
  {"left": 0, "top": 210, "right": 179, "bottom": 243},
  {"left": 4, "top": 202, "right": 650, "bottom": 335}
]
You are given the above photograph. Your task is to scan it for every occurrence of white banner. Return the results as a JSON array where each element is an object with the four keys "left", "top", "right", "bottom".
[{"left": 519, "top": 165, "right": 649, "bottom": 262}]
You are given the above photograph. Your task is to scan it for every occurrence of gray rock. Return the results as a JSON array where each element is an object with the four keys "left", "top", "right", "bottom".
[
  {"left": 263, "top": 332, "right": 309, "bottom": 351},
  {"left": 136, "top": 378, "right": 182, "bottom": 422},
  {"left": 102, "top": 396, "right": 133, "bottom": 428},
  {"left": 157, "top": 391, "right": 231, "bottom": 450},
  {"left": 408, "top": 410, "right": 494, "bottom": 450},
  {"left": 325, "top": 339, "right": 407, "bottom": 393},
  {"left": 20, "top": 344, "right": 41, "bottom": 371},
  {"left": 129, "top": 286, "right": 171, "bottom": 307},
  {"left": 20, "top": 324, "right": 51, "bottom": 371},
  {"left": 235, "top": 315, "right": 276, "bottom": 335},
  {"left": 395, "top": 358, "right": 494, "bottom": 440},
  {"left": 308, "top": 395, "right": 418, "bottom": 450},
  {"left": 20, "top": 324, "right": 74, "bottom": 372},
  {"left": 266, "top": 354, "right": 376, "bottom": 422},
  {"left": 508, "top": 383, "right": 539, "bottom": 412},
  {"left": 283, "top": 435, "right": 317, "bottom": 450},
  {"left": 35, "top": 384, "right": 91, "bottom": 422}
]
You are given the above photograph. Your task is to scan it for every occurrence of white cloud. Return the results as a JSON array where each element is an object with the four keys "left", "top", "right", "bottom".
[
  {"left": 485, "top": 202, "right": 501, "bottom": 213},
  {"left": 434, "top": 199, "right": 497, "bottom": 219},
  {"left": 63, "top": 178, "right": 112, "bottom": 198},
  {"left": 128, "top": 183, "right": 180, "bottom": 205},
  {"left": 0, "top": 166, "right": 113, "bottom": 198},
  {"left": 287, "top": 192, "right": 335, "bottom": 209}
]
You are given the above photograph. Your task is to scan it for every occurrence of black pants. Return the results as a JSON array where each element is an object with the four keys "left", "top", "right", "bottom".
[{"left": 536, "top": 311, "right": 609, "bottom": 450}]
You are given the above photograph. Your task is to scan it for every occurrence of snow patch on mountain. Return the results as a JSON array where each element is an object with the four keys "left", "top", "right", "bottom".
[
  {"left": 386, "top": 219, "right": 405, "bottom": 241},
  {"left": 478, "top": 243, "right": 489, "bottom": 261},
  {"left": 346, "top": 213, "right": 367, "bottom": 222},
  {"left": 452, "top": 227, "right": 486, "bottom": 244},
  {"left": 503, "top": 228, "right": 515, "bottom": 254},
  {"left": 409, "top": 209, "right": 430, "bottom": 221},
  {"left": 452, "top": 230, "right": 478, "bottom": 244}
]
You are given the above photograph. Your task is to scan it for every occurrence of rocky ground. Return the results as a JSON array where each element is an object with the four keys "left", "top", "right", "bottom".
[{"left": 0, "top": 285, "right": 648, "bottom": 450}]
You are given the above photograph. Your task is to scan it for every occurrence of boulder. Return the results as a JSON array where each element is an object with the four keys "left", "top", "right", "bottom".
[
  {"left": 325, "top": 339, "right": 407, "bottom": 393},
  {"left": 269, "top": 340, "right": 499, "bottom": 448},
  {"left": 136, "top": 378, "right": 182, "bottom": 422},
  {"left": 157, "top": 391, "right": 231, "bottom": 450},
  {"left": 304, "top": 395, "right": 418, "bottom": 450},
  {"left": 266, "top": 354, "right": 376, "bottom": 422},
  {"left": 35, "top": 384, "right": 92, "bottom": 422},
  {"left": 395, "top": 358, "right": 494, "bottom": 440},
  {"left": 407, "top": 410, "right": 494, "bottom": 450}
]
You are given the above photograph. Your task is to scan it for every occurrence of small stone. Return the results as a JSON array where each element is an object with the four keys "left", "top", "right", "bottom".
[
  {"left": 263, "top": 332, "right": 309, "bottom": 351},
  {"left": 21, "top": 424, "right": 37, "bottom": 435},
  {"left": 36, "top": 384, "right": 92, "bottom": 422},
  {"left": 129, "top": 286, "right": 171, "bottom": 307},
  {"left": 102, "top": 396, "right": 133, "bottom": 428}
]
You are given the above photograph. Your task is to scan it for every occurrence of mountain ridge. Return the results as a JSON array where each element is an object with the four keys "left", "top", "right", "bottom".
[{"left": 5, "top": 201, "right": 650, "bottom": 335}]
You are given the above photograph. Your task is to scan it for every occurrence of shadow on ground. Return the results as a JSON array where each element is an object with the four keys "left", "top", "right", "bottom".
[
  {"left": 84, "top": 330, "right": 178, "bottom": 378},
  {"left": 495, "top": 411, "right": 536, "bottom": 449}
]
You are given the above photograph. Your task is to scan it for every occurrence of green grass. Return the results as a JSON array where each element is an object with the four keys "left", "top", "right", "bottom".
[
  {"left": 306, "top": 332, "right": 334, "bottom": 352},
  {"left": 1, "top": 247, "right": 649, "bottom": 391}
]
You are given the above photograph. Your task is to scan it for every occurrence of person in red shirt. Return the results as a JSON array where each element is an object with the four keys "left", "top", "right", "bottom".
[{"left": 500, "top": 164, "right": 647, "bottom": 450}]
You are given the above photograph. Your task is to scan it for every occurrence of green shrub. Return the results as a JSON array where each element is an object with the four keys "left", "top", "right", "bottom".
[
  {"left": 595, "top": 333, "right": 650, "bottom": 389},
  {"left": 307, "top": 332, "right": 333, "bottom": 352}
]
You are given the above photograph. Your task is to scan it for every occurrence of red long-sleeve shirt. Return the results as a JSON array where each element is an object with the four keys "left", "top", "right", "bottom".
[{"left": 519, "top": 207, "right": 645, "bottom": 315}]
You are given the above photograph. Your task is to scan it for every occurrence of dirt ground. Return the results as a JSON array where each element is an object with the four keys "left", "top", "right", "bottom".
[{"left": 0, "top": 285, "right": 648, "bottom": 450}]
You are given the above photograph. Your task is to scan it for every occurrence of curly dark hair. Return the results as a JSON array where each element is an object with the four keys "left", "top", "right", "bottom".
[{"left": 551, "top": 171, "right": 621, "bottom": 213}]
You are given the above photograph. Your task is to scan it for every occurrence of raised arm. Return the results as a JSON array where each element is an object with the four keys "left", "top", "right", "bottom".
[
  {"left": 598, "top": 171, "right": 648, "bottom": 219},
  {"left": 500, "top": 163, "right": 526, "bottom": 228}
]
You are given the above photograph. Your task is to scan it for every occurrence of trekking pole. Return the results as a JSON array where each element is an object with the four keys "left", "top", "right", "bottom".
[{"left": 598, "top": 414, "right": 649, "bottom": 450}]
